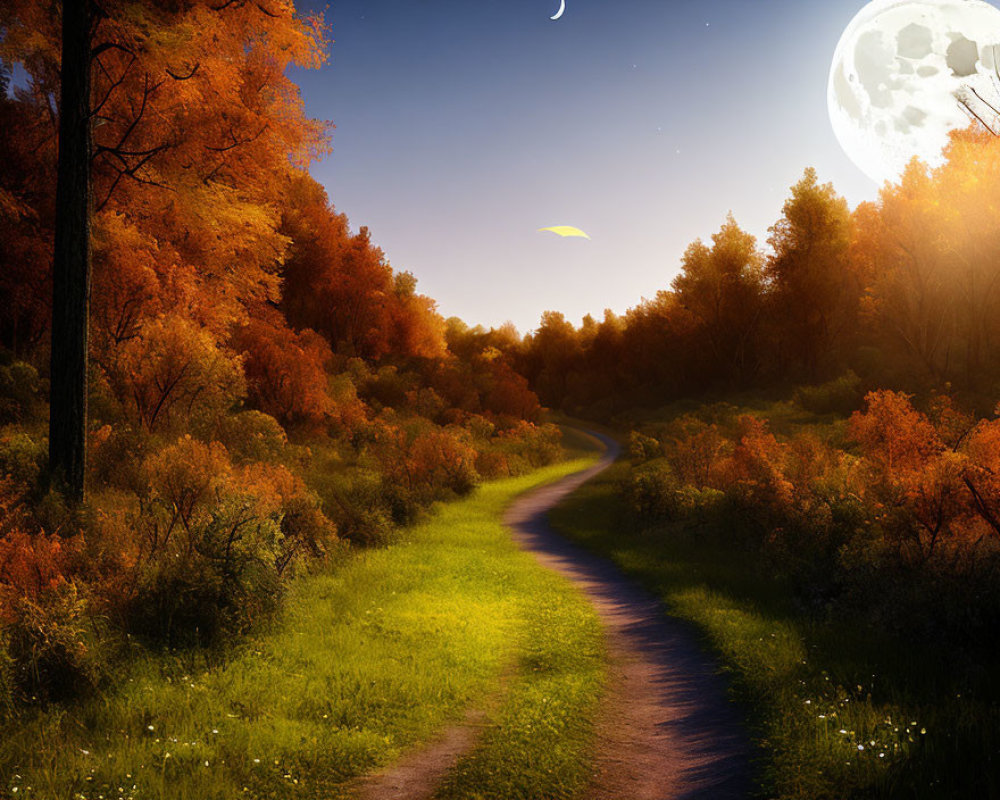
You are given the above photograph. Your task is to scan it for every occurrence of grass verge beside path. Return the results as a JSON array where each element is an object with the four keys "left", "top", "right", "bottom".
[
  {"left": 1, "top": 459, "right": 605, "bottom": 800},
  {"left": 549, "top": 459, "right": 998, "bottom": 800}
]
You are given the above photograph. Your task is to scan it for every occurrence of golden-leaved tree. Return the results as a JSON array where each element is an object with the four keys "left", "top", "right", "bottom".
[{"left": 0, "top": 0, "right": 329, "bottom": 498}]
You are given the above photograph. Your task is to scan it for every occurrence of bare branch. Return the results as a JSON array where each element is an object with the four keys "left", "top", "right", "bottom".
[
  {"left": 166, "top": 62, "right": 201, "bottom": 81},
  {"left": 91, "top": 41, "right": 134, "bottom": 59},
  {"left": 206, "top": 123, "right": 269, "bottom": 152}
]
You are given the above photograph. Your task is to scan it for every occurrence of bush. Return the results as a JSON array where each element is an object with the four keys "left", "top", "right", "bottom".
[
  {"left": 88, "top": 423, "right": 150, "bottom": 493},
  {"left": 112, "top": 314, "right": 246, "bottom": 433},
  {"left": 0, "top": 526, "right": 93, "bottom": 705},
  {"left": 407, "top": 429, "right": 479, "bottom": 496},
  {"left": 114, "top": 438, "right": 287, "bottom": 645},
  {"left": 0, "top": 529, "right": 81, "bottom": 608},
  {"left": 499, "top": 422, "right": 564, "bottom": 469},
  {"left": 0, "top": 360, "right": 40, "bottom": 423},
  {"left": 3, "top": 586, "right": 94, "bottom": 703},
  {"left": 474, "top": 449, "right": 511, "bottom": 480},
  {"left": 662, "top": 416, "right": 727, "bottom": 487},
  {"left": 614, "top": 390, "right": 1000, "bottom": 654},
  {"left": 0, "top": 633, "right": 14, "bottom": 717},
  {"left": 627, "top": 431, "right": 661, "bottom": 463},
  {"left": 317, "top": 468, "right": 396, "bottom": 548},
  {"left": 216, "top": 410, "right": 287, "bottom": 464},
  {"left": 621, "top": 460, "right": 682, "bottom": 521},
  {"left": 231, "top": 313, "right": 335, "bottom": 427},
  {"left": 793, "top": 371, "right": 864, "bottom": 416},
  {"left": 241, "top": 462, "right": 338, "bottom": 573},
  {"left": 373, "top": 425, "right": 480, "bottom": 506},
  {"left": 0, "top": 432, "right": 44, "bottom": 487}
]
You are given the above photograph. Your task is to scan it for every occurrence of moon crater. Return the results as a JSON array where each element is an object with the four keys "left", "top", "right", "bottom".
[{"left": 828, "top": 0, "right": 1000, "bottom": 184}]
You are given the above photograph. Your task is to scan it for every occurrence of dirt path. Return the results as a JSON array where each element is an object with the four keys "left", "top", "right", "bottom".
[
  {"left": 503, "top": 432, "right": 751, "bottom": 799},
  {"left": 352, "top": 437, "right": 750, "bottom": 799},
  {"left": 351, "top": 705, "right": 489, "bottom": 800}
]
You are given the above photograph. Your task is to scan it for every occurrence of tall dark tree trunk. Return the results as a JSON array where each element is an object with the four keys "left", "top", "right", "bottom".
[{"left": 49, "top": 0, "right": 93, "bottom": 502}]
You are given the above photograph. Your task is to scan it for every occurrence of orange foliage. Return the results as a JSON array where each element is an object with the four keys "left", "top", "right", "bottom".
[
  {"left": 232, "top": 310, "right": 334, "bottom": 427},
  {"left": 963, "top": 419, "right": 1000, "bottom": 539},
  {"left": 281, "top": 178, "right": 447, "bottom": 362},
  {"left": 0, "top": 527, "right": 81, "bottom": 623},
  {"left": 374, "top": 426, "right": 478, "bottom": 496},
  {"left": 849, "top": 391, "right": 943, "bottom": 475},
  {"left": 115, "top": 315, "right": 246, "bottom": 432},
  {"left": 664, "top": 418, "right": 727, "bottom": 488}
]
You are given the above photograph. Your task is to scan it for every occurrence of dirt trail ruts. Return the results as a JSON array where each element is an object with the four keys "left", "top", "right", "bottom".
[
  {"left": 351, "top": 705, "right": 489, "bottom": 800},
  {"left": 503, "top": 431, "right": 751, "bottom": 799},
  {"left": 352, "top": 436, "right": 749, "bottom": 799}
]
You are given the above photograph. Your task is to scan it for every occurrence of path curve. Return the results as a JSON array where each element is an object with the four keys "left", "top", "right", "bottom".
[{"left": 503, "top": 431, "right": 751, "bottom": 800}]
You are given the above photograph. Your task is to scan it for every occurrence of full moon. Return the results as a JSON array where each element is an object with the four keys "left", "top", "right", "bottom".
[{"left": 829, "top": 0, "right": 1000, "bottom": 184}]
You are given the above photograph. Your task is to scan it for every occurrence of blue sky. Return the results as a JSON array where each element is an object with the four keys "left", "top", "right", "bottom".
[{"left": 293, "top": 1, "right": 879, "bottom": 332}]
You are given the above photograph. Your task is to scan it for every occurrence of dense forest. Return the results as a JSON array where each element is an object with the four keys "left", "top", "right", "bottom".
[{"left": 0, "top": 0, "right": 558, "bottom": 706}]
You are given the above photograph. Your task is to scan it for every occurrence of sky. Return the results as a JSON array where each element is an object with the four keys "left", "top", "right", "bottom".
[{"left": 291, "top": 0, "right": 885, "bottom": 333}]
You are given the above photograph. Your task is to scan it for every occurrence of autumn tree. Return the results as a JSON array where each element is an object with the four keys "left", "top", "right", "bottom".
[
  {"left": 231, "top": 309, "right": 334, "bottom": 428},
  {"left": 767, "top": 168, "right": 857, "bottom": 380},
  {"left": 522, "top": 311, "right": 582, "bottom": 409},
  {"left": 672, "top": 215, "right": 766, "bottom": 388},
  {"left": 280, "top": 177, "right": 446, "bottom": 362},
  {"left": 1, "top": 0, "right": 329, "bottom": 499},
  {"left": 932, "top": 129, "right": 1000, "bottom": 384}
]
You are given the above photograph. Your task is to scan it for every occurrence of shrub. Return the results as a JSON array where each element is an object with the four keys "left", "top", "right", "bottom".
[
  {"left": 88, "top": 423, "right": 150, "bottom": 493},
  {"left": 0, "top": 523, "right": 93, "bottom": 703},
  {"left": 0, "top": 361, "right": 40, "bottom": 423},
  {"left": 373, "top": 425, "right": 479, "bottom": 504},
  {"left": 116, "top": 438, "right": 286, "bottom": 645},
  {"left": 317, "top": 468, "right": 396, "bottom": 547},
  {"left": 0, "top": 633, "right": 14, "bottom": 717},
  {"left": 793, "top": 371, "right": 864, "bottom": 416},
  {"left": 362, "top": 365, "right": 416, "bottom": 410},
  {"left": 662, "top": 416, "right": 727, "bottom": 487},
  {"left": 627, "top": 431, "right": 661, "bottom": 463},
  {"left": 241, "top": 462, "right": 338, "bottom": 573},
  {"left": 622, "top": 460, "right": 682, "bottom": 521},
  {"left": 216, "top": 410, "right": 288, "bottom": 464},
  {"left": 112, "top": 314, "right": 246, "bottom": 433},
  {"left": 503, "top": 422, "right": 563, "bottom": 468},
  {"left": 614, "top": 390, "right": 1000, "bottom": 650},
  {"left": 474, "top": 449, "right": 511, "bottom": 480},
  {"left": 0, "top": 432, "right": 44, "bottom": 487},
  {"left": 407, "top": 429, "right": 479, "bottom": 496},
  {"left": 231, "top": 313, "right": 334, "bottom": 428},
  {"left": 848, "top": 390, "right": 942, "bottom": 474},
  {"left": 0, "top": 529, "right": 81, "bottom": 611},
  {"left": 4, "top": 585, "right": 93, "bottom": 704}
]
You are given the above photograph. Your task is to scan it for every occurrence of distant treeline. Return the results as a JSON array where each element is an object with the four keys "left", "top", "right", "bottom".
[{"left": 519, "top": 137, "right": 1000, "bottom": 417}]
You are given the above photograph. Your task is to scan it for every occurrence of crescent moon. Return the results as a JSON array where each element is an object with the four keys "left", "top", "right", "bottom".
[{"left": 551, "top": 0, "right": 566, "bottom": 21}]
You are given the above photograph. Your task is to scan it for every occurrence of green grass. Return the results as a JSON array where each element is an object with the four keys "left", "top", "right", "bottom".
[
  {"left": 0, "top": 460, "right": 605, "bottom": 800},
  {"left": 552, "top": 424, "right": 606, "bottom": 461},
  {"left": 548, "top": 459, "right": 1000, "bottom": 800}
]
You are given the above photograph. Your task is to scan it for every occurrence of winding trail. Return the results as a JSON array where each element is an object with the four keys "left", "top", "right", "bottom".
[
  {"left": 503, "top": 432, "right": 751, "bottom": 799},
  {"left": 354, "top": 435, "right": 750, "bottom": 799}
]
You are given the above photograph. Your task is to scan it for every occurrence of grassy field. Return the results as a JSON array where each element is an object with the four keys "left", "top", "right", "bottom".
[
  {"left": 549, "top": 454, "right": 998, "bottom": 800},
  {"left": 0, "top": 459, "right": 605, "bottom": 800}
]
